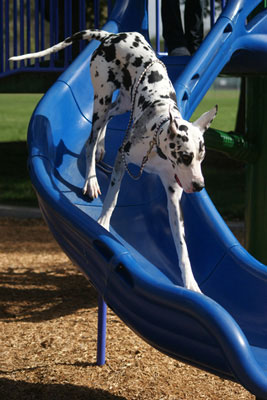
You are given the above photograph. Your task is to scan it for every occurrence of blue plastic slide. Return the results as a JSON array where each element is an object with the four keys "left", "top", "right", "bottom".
[{"left": 27, "top": 0, "right": 267, "bottom": 397}]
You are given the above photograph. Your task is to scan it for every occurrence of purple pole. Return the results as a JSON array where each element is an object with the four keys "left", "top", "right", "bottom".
[
  {"left": 20, "top": 0, "right": 25, "bottom": 68},
  {"left": 0, "top": 0, "right": 3, "bottom": 73},
  {"left": 5, "top": 0, "right": 9, "bottom": 71},
  {"left": 94, "top": 0, "right": 100, "bottom": 29},
  {"left": 155, "top": 0, "right": 160, "bottom": 55},
  {"left": 210, "top": 0, "right": 215, "bottom": 27},
  {"left": 13, "top": 0, "right": 17, "bottom": 69},
  {"left": 97, "top": 295, "right": 107, "bottom": 366}
]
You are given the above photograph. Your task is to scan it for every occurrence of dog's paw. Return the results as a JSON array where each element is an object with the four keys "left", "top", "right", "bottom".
[
  {"left": 185, "top": 279, "right": 202, "bottom": 294},
  {"left": 97, "top": 215, "right": 110, "bottom": 231},
  {"left": 83, "top": 176, "right": 101, "bottom": 199}
]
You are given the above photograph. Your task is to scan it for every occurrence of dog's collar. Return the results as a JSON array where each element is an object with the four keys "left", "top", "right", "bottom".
[{"left": 154, "top": 116, "right": 170, "bottom": 147}]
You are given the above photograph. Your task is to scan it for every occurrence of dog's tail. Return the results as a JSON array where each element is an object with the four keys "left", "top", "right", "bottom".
[{"left": 9, "top": 29, "right": 111, "bottom": 62}]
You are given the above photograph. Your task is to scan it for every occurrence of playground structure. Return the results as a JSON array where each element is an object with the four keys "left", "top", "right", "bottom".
[
  {"left": 2, "top": 0, "right": 267, "bottom": 398},
  {"left": 0, "top": 0, "right": 113, "bottom": 92}
]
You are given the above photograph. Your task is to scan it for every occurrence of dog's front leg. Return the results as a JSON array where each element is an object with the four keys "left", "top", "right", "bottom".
[
  {"left": 98, "top": 152, "right": 125, "bottom": 231},
  {"left": 160, "top": 172, "right": 202, "bottom": 293},
  {"left": 83, "top": 131, "right": 101, "bottom": 199}
]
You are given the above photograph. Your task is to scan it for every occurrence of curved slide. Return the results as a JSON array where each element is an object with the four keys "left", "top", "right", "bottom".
[{"left": 27, "top": 0, "right": 267, "bottom": 397}]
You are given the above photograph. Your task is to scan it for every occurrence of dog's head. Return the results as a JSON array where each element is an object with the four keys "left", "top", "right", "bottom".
[{"left": 161, "top": 106, "right": 218, "bottom": 193}]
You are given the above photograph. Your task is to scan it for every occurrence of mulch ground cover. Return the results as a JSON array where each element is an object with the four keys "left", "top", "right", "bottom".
[{"left": 0, "top": 217, "right": 253, "bottom": 399}]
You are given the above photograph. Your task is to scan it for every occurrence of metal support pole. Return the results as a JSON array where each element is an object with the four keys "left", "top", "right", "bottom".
[
  {"left": 97, "top": 295, "right": 107, "bottom": 366},
  {"left": 245, "top": 76, "right": 267, "bottom": 263}
]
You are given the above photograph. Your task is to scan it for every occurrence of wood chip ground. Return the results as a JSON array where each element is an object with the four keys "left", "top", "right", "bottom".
[{"left": 0, "top": 217, "right": 254, "bottom": 399}]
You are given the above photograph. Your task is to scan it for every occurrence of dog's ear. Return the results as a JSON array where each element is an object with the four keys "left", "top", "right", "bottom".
[{"left": 193, "top": 105, "right": 218, "bottom": 133}]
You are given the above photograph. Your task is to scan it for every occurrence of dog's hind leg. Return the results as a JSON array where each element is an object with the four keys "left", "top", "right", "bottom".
[
  {"left": 159, "top": 169, "right": 202, "bottom": 293},
  {"left": 83, "top": 109, "right": 111, "bottom": 198},
  {"left": 97, "top": 151, "right": 125, "bottom": 231},
  {"left": 82, "top": 85, "right": 115, "bottom": 198},
  {"left": 96, "top": 91, "right": 131, "bottom": 162}
]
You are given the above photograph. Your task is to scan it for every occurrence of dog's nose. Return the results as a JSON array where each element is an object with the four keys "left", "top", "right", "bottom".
[{"left": 192, "top": 181, "right": 205, "bottom": 192}]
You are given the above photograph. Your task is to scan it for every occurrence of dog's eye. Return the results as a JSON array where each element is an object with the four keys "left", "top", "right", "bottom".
[{"left": 179, "top": 152, "right": 193, "bottom": 166}]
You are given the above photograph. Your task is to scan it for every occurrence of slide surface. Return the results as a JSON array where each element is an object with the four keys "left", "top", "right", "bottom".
[{"left": 27, "top": 0, "right": 267, "bottom": 397}]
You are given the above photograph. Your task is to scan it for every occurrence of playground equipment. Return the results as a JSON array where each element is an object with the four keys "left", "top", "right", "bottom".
[
  {"left": 0, "top": 0, "right": 114, "bottom": 92},
  {"left": 25, "top": 0, "right": 267, "bottom": 398}
]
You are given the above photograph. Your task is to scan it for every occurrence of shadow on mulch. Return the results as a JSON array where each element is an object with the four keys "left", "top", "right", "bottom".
[
  {"left": 0, "top": 268, "right": 98, "bottom": 323},
  {"left": 0, "top": 378, "right": 126, "bottom": 400}
]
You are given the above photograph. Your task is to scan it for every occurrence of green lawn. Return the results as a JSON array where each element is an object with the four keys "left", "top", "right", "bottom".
[
  {"left": 0, "top": 90, "right": 240, "bottom": 141},
  {"left": 191, "top": 89, "right": 240, "bottom": 132},
  {"left": 0, "top": 90, "right": 245, "bottom": 219},
  {"left": 0, "top": 93, "right": 43, "bottom": 142},
  {"left": 0, "top": 94, "right": 43, "bottom": 206}
]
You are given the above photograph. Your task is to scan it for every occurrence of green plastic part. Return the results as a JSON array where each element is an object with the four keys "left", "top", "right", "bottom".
[{"left": 204, "top": 128, "right": 257, "bottom": 163}]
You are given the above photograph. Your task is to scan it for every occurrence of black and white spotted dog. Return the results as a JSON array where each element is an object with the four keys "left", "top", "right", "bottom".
[{"left": 10, "top": 30, "right": 217, "bottom": 293}]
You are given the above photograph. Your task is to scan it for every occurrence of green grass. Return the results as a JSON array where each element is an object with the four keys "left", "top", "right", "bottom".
[
  {"left": 0, "top": 94, "right": 43, "bottom": 206},
  {"left": 0, "top": 93, "right": 43, "bottom": 141},
  {"left": 191, "top": 89, "right": 240, "bottom": 132},
  {"left": 0, "top": 90, "right": 245, "bottom": 219}
]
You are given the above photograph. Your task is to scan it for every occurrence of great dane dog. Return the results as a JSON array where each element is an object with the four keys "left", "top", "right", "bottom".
[{"left": 10, "top": 30, "right": 217, "bottom": 293}]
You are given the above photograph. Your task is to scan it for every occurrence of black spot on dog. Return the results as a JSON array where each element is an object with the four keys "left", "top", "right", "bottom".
[
  {"left": 107, "top": 69, "right": 120, "bottom": 89},
  {"left": 168, "top": 186, "right": 175, "bottom": 193},
  {"left": 142, "top": 86, "right": 148, "bottom": 91},
  {"left": 138, "top": 96, "right": 151, "bottom": 111},
  {"left": 171, "top": 151, "right": 177, "bottom": 159},
  {"left": 151, "top": 123, "right": 157, "bottom": 131},
  {"left": 141, "top": 100, "right": 151, "bottom": 111},
  {"left": 160, "top": 95, "right": 169, "bottom": 99},
  {"left": 124, "top": 141, "right": 132, "bottom": 153},
  {"left": 116, "top": 59, "right": 121, "bottom": 65},
  {"left": 105, "top": 95, "right": 112, "bottom": 105},
  {"left": 156, "top": 146, "right": 167, "bottom": 160},
  {"left": 133, "top": 41, "right": 139, "bottom": 48},
  {"left": 99, "top": 98, "right": 104, "bottom": 105},
  {"left": 102, "top": 43, "right": 116, "bottom": 62},
  {"left": 92, "top": 112, "right": 99, "bottom": 124},
  {"left": 132, "top": 56, "right": 143, "bottom": 67},
  {"left": 179, "top": 125, "right": 188, "bottom": 132},
  {"left": 65, "top": 30, "right": 87, "bottom": 43},
  {"left": 148, "top": 71, "right": 164, "bottom": 84},
  {"left": 111, "top": 180, "right": 115, "bottom": 187},
  {"left": 110, "top": 33, "right": 128, "bottom": 44},
  {"left": 138, "top": 95, "right": 146, "bottom": 107},
  {"left": 169, "top": 91, "right": 177, "bottom": 102},
  {"left": 169, "top": 143, "right": 175, "bottom": 149},
  {"left": 181, "top": 135, "right": 189, "bottom": 142},
  {"left": 122, "top": 67, "right": 132, "bottom": 91},
  {"left": 143, "top": 60, "right": 152, "bottom": 68}
]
